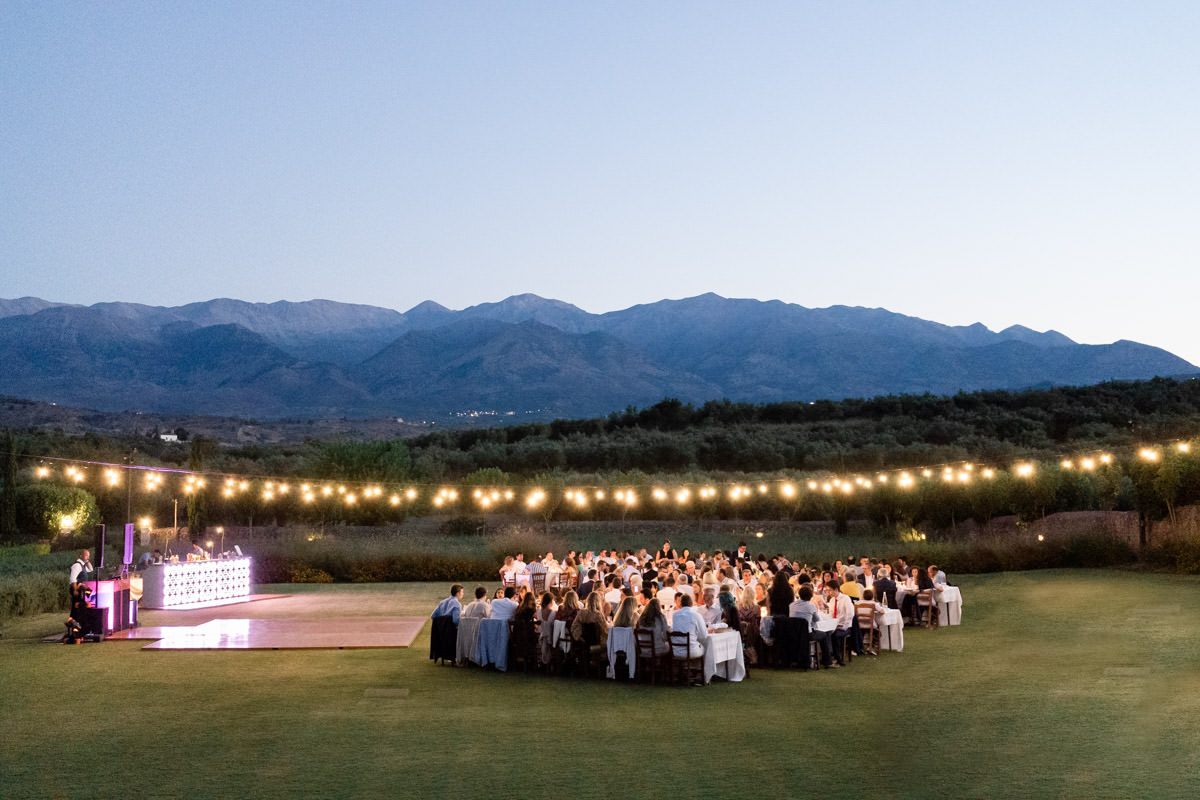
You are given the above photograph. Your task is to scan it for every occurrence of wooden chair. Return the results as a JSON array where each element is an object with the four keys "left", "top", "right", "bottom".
[
  {"left": 578, "top": 621, "right": 607, "bottom": 678},
  {"left": 530, "top": 571, "right": 547, "bottom": 595},
  {"left": 916, "top": 589, "right": 939, "bottom": 628},
  {"left": 500, "top": 571, "right": 516, "bottom": 588},
  {"left": 854, "top": 602, "right": 879, "bottom": 656},
  {"left": 634, "top": 628, "right": 668, "bottom": 685},
  {"left": 509, "top": 617, "right": 538, "bottom": 673},
  {"left": 669, "top": 631, "right": 705, "bottom": 686}
]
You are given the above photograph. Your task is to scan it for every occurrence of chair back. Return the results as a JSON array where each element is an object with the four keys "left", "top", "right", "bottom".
[
  {"left": 634, "top": 628, "right": 656, "bottom": 661},
  {"left": 669, "top": 630, "right": 697, "bottom": 660},
  {"left": 531, "top": 572, "right": 547, "bottom": 594},
  {"left": 581, "top": 621, "right": 602, "bottom": 647},
  {"left": 916, "top": 589, "right": 934, "bottom": 607},
  {"left": 501, "top": 571, "right": 516, "bottom": 588},
  {"left": 854, "top": 602, "right": 877, "bottom": 631}
]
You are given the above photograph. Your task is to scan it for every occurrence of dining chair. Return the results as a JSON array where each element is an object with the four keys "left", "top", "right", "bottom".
[
  {"left": 669, "top": 631, "right": 704, "bottom": 686},
  {"left": 634, "top": 628, "right": 667, "bottom": 685},
  {"left": 854, "top": 602, "right": 879, "bottom": 655},
  {"left": 915, "top": 589, "right": 939, "bottom": 628}
]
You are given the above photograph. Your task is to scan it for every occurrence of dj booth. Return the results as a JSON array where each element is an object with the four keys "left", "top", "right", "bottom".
[{"left": 76, "top": 577, "right": 138, "bottom": 637}]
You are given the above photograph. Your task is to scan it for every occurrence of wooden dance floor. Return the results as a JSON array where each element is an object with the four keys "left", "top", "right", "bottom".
[{"left": 135, "top": 616, "right": 425, "bottom": 650}]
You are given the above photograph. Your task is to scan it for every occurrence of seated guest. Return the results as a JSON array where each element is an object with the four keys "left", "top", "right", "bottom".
[
  {"left": 577, "top": 569, "right": 598, "bottom": 601},
  {"left": 718, "top": 588, "right": 739, "bottom": 630},
  {"left": 928, "top": 564, "right": 948, "bottom": 589},
  {"left": 463, "top": 586, "right": 491, "bottom": 618},
  {"left": 699, "top": 588, "right": 722, "bottom": 627},
  {"left": 571, "top": 590, "right": 610, "bottom": 650},
  {"left": 768, "top": 574, "right": 795, "bottom": 617},
  {"left": 872, "top": 565, "right": 898, "bottom": 609},
  {"left": 840, "top": 577, "right": 863, "bottom": 602},
  {"left": 514, "top": 591, "right": 537, "bottom": 624},
  {"left": 824, "top": 579, "right": 854, "bottom": 662},
  {"left": 657, "top": 574, "right": 678, "bottom": 611},
  {"left": 538, "top": 591, "right": 558, "bottom": 665},
  {"left": 670, "top": 594, "right": 708, "bottom": 658},
  {"left": 612, "top": 596, "right": 641, "bottom": 628},
  {"left": 555, "top": 591, "right": 581, "bottom": 629},
  {"left": 490, "top": 586, "right": 519, "bottom": 622},
  {"left": 430, "top": 584, "right": 464, "bottom": 624},
  {"left": 635, "top": 598, "right": 671, "bottom": 655},
  {"left": 789, "top": 584, "right": 834, "bottom": 667},
  {"left": 603, "top": 575, "right": 623, "bottom": 611},
  {"left": 675, "top": 575, "right": 695, "bottom": 601},
  {"left": 513, "top": 553, "right": 528, "bottom": 573},
  {"left": 499, "top": 556, "right": 516, "bottom": 579}
]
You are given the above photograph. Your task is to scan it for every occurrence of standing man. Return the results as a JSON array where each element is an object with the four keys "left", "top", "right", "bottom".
[{"left": 69, "top": 548, "right": 93, "bottom": 586}]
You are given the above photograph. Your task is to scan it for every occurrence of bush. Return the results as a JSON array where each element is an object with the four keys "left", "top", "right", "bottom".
[{"left": 0, "top": 570, "right": 67, "bottom": 622}]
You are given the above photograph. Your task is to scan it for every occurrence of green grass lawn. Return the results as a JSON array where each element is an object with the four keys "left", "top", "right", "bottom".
[{"left": 3, "top": 570, "right": 1200, "bottom": 799}]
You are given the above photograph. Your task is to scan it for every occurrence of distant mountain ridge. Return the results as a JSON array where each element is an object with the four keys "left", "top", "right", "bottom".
[{"left": 0, "top": 293, "right": 1194, "bottom": 420}]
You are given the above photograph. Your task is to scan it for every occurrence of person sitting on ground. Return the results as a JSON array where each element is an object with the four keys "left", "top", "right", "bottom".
[
  {"left": 463, "top": 586, "right": 491, "bottom": 618},
  {"left": 635, "top": 598, "right": 671, "bottom": 655},
  {"left": 431, "top": 584, "right": 464, "bottom": 624},
  {"left": 490, "top": 586, "right": 519, "bottom": 622},
  {"left": 790, "top": 584, "right": 835, "bottom": 667},
  {"left": 571, "top": 589, "right": 610, "bottom": 650},
  {"left": 670, "top": 593, "right": 708, "bottom": 659},
  {"left": 612, "top": 595, "right": 641, "bottom": 628}
]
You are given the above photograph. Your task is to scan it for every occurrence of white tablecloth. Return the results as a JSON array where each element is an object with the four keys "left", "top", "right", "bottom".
[
  {"left": 760, "top": 614, "right": 835, "bottom": 645},
  {"left": 456, "top": 616, "right": 481, "bottom": 665},
  {"left": 937, "top": 585, "right": 962, "bottom": 626},
  {"left": 702, "top": 629, "right": 745, "bottom": 683},
  {"left": 606, "top": 626, "right": 638, "bottom": 679},
  {"left": 877, "top": 607, "right": 904, "bottom": 651}
]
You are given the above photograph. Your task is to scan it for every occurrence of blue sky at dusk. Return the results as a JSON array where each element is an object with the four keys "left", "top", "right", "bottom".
[{"left": 3, "top": 2, "right": 1199, "bottom": 364}]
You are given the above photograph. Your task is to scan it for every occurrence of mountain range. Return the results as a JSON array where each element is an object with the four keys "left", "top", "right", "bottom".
[{"left": 0, "top": 293, "right": 1194, "bottom": 422}]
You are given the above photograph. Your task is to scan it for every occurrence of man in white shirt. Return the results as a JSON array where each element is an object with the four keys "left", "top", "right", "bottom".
[
  {"left": 824, "top": 579, "right": 855, "bottom": 663},
  {"left": 512, "top": 553, "right": 528, "bottom": 574},
  {"left": 621, "top": 557, "right": 640, "bottom": 587},
  {"left": 657, "top": 575, "right": 677, "bottom": 612},
  {"left": 490, "top": 586, "right": 519, "bottom": 621},
  {"left": 462, "top": 586, "right": 491, "bottom": 618},
  {"left": 699, "top": 588, "right": 722, "bottom": 627},
  {"left": 670, "top": 594, "right": 708, "bottom": 659},
  {"left": 789, "top": 584, "right": 834, "bottom": 667},
  {"left": 68, "top": 549, "right": 93, "bottom": 586},
  {"left": 603, "top": 575, "right": 623, "bottom": 611}
]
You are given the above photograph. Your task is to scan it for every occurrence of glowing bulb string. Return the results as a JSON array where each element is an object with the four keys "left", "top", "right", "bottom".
[{"left": 6, "top": 434, "right": 1196, "bottom": 510}]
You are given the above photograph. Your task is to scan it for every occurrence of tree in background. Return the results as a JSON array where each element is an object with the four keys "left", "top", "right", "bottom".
[
  {"left": 0, "top": 429, "right": 18, "bottom": 542},
  {"left": 16, "top": 483, "right": 99, "bottom": 542},
  {"left": 187, "top": 436, "right": 218, "bottom": 536}
]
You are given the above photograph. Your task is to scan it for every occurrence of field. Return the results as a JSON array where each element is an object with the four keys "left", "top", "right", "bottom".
[{"left": 2, "top": 570, "right": 1200, "bottom": 799}]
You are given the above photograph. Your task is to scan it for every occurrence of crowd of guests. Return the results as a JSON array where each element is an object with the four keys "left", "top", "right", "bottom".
[{"left": 431, "top": 539, "right": 952, "bottom": 672}]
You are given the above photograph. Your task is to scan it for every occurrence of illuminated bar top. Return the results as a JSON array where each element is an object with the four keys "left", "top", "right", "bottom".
[{"left": 140, "top": 557, "right": 253, "bottom": 609}]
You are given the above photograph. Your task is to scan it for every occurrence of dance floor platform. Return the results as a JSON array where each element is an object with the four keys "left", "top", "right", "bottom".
[{"left": 138, "top": 617, "right": 426, "bottom": 650}]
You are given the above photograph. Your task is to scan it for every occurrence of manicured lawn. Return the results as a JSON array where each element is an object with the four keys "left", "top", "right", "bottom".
[{"left": 2, "top": 570, "right": 1199, "bottom": 799}]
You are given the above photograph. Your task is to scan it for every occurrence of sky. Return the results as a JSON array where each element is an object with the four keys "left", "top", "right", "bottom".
[{"left": 3, "top": 2, "right": 1199, "bottom": 364}]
